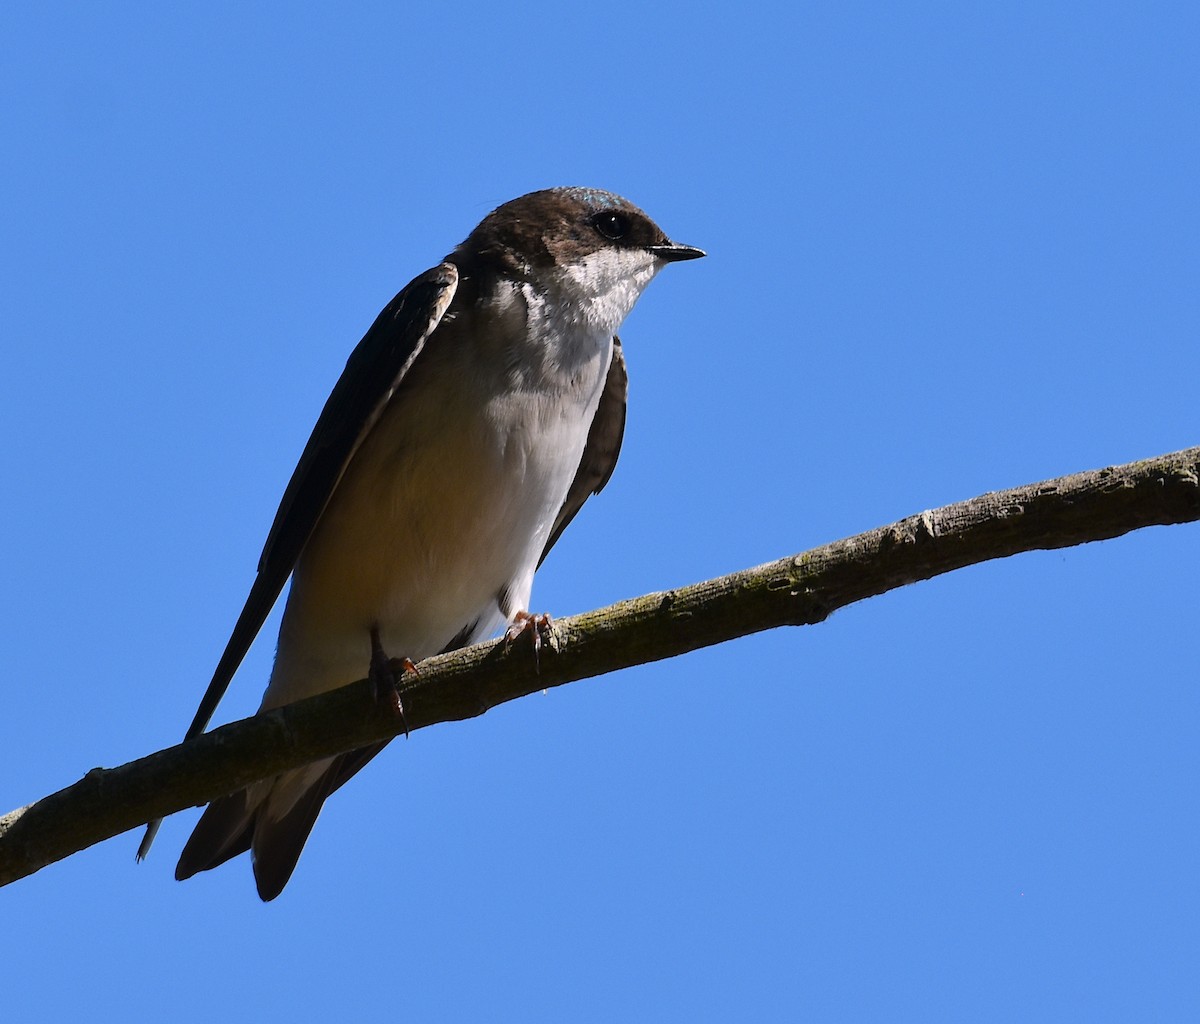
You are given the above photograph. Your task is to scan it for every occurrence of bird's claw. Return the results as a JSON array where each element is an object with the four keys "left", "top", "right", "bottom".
[
  {"left": 369, "top": 627, "right": 416, "bottom": 738},
  {"left": 504, "top": 611, "right": 556, "bottom": 673}
]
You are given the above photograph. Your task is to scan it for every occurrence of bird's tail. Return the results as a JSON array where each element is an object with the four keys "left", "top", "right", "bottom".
[{"left": 174, "top": 741, "right": 388, "bottom": 901}]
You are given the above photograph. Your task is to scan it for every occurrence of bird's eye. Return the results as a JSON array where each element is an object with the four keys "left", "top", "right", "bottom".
[{"left": 592, "top": 211, "right": 631, "bottom": 241}]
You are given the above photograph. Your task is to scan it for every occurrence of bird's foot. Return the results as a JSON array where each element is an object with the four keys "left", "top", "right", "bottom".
[
  {"left": 369, "top": 626, "right": 417, "bottom": 738},
  {"left": 504, "top": 611, "right": 556, "bottom": 673}
]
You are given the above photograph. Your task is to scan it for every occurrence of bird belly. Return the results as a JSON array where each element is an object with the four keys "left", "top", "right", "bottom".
[{"left": 262, "top": 338, "right": 610, "bottom": 708}]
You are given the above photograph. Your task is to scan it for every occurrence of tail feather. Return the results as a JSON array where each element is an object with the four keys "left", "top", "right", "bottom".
[
  {"left": 174, "top": 741, "right": 391, "bottom": 901},
  {"left": 249, "top": 767, "right": 339, "bottom": 901},
  {"left": 175, "top": 790, "right": 255, "bottom": 880}
]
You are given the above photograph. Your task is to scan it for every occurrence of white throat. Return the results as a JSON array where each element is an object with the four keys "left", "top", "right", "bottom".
[{"left": 547, "top": 247, "right": 662, "bottom": 336}]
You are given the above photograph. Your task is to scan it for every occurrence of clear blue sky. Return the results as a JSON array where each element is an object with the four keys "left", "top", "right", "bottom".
[{"left": 3, "top": 3, "right": 1198, "bottom": 1020}]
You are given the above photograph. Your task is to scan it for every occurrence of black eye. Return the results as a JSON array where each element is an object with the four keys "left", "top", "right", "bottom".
[{"left": 592, "top": 211, "right": 631, "bottom": 241}]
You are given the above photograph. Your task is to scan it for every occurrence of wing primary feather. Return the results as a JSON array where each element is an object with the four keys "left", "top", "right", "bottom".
[{"left": 136, "top": 263, "right": 458, "bottom": 862}]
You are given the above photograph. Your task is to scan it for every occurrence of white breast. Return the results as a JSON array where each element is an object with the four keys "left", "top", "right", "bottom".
[{"left": 261, "top": 290, "right": 614, "bottom": 709}]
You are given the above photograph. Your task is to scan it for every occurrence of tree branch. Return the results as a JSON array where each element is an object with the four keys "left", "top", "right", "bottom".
[{"left": 2, "top": 446, "right": 1197, "bottom": 887}]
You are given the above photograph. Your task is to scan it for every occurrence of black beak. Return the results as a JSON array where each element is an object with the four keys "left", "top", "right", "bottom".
[{"left": 646, "top": 242, "right": 707, "bottom": 262}]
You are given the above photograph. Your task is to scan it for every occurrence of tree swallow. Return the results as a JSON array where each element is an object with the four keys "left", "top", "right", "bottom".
[{"left": 137, "top": 187, "right": 704, "bottom": 900}]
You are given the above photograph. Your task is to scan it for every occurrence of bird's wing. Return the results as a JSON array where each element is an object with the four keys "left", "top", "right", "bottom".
[
  {"left": 138, "top": 263, "right": 457, "bottom": 860},
  {"left": 538, "top": 336, "right": 628, "bottom": 567},
  {"left": 187, "top": 262, "right": 459, "bottom": 743}
]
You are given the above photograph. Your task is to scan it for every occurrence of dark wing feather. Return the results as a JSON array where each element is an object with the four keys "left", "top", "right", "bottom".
[
  {"left": 538, "top": 336, "right": 628, "bottom": 567},
  {"left": 136, "top": 262, "right": 458, "bottom": 861}
]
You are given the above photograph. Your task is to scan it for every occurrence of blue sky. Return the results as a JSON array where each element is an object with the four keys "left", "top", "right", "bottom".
[{"left": 3, "top": 2, "right": 1198, "bottom": 1020}]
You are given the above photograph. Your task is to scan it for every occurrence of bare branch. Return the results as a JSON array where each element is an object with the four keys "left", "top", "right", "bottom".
[{"left": 1, "top": 446, "right": 1197, "bottom": 887}]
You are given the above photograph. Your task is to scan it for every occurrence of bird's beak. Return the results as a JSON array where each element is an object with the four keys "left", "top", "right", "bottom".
[{"left": 646, "top": 242, "right": 706, "bottom": 262}]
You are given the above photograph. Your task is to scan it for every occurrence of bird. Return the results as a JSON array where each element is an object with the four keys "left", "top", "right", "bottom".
[{"left": 137, "top": 186, "right": 704, "bottom": 900}]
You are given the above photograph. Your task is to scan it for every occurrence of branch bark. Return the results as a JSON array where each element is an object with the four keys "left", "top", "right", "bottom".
[{"left": 2, "top": 446, "right": 1197, "bottom": 887}]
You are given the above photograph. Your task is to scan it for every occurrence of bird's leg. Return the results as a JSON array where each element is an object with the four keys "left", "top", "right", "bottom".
[
  {"left": 369, "top": 625, "right": 416, "bottom": 738},
  {"left": 504, "top": 611, "right": 556, "bottom": 673}
]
